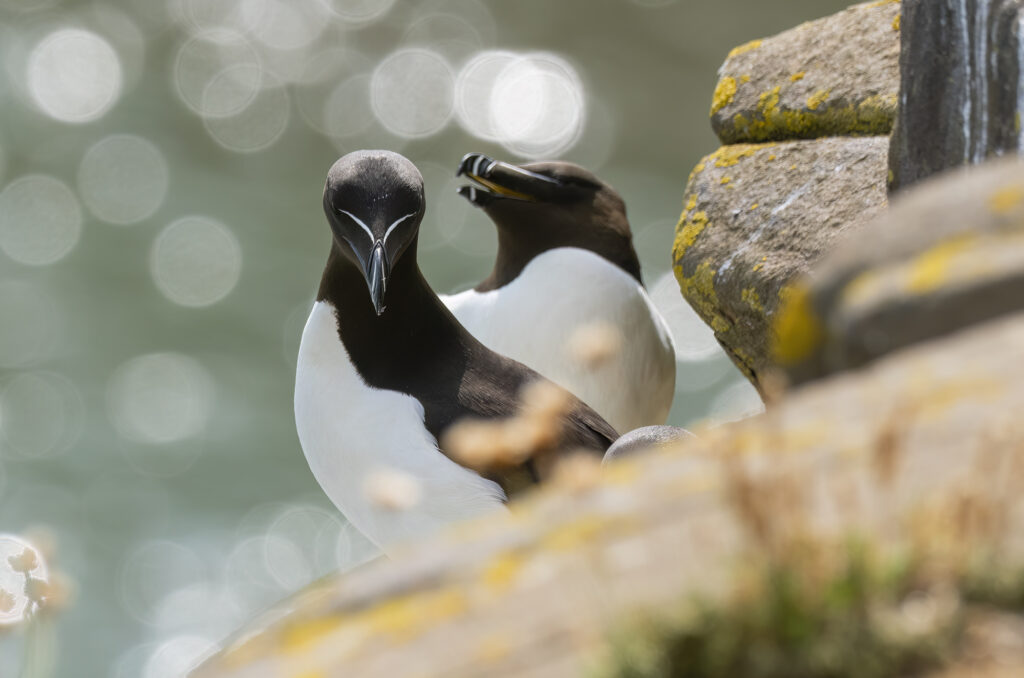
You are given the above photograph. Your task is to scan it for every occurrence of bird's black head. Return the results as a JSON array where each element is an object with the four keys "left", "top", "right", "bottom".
[
  {"left": 323, "top": 150, "right": 425, "bottom": 316},
  {"left": 456, "top": 153, "right": 641, "bottom": 287}
]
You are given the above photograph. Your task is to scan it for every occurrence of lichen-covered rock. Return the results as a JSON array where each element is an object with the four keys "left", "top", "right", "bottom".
[
  {"left": 673, "top": 136, "right": 889, "bottom": 389},
  {"left": 194, "top": 310, "right": 1024, "bottom": 678},
  {"left": 890, "top": 0, "right": 1024, "bottom": 191},
  {"left": 775, "top": 157, "right": 1024, "bottom": 385},
  {"left": 710, "top": 0, "right": 901, "bottom": 145}
]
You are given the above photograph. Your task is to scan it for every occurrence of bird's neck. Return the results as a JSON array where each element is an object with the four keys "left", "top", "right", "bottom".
[
  {"left": 477, "top": 215, "right": 644, "bottom": 293},
  {"left": 317, "top": 237, "right": 463, "bottom": 375}
]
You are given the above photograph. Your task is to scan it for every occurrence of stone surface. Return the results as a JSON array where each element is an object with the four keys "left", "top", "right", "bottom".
[
  {"left": 891, "top": 0, "right": 1024, "bottom": 191},
  {"left": 194, "top": 309, "right": 1024, "bottom": 678},
  {"left": 775, "top": 157, "right": 1024, "bottom": 385},
  {"left": 672, "top": 136, "right": 889, "bottom": 390},
  {"left": 601, "top": 425, "right": 695, "bottom": 463},
  {"left": 710, "top": 0, "right": 900, "bottom": 145}
]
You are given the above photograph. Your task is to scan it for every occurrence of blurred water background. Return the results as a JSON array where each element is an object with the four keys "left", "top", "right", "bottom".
[{"left": 0, "top": 0, "right": 852, "bottom": 674}]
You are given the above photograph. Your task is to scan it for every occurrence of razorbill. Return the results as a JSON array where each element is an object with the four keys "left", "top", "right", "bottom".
[
  {"left": 444, "top": 153, "right": 676, "bottom": 433},
  {"left": 294, "top": 150, "right": 618, "bottom": 554}
]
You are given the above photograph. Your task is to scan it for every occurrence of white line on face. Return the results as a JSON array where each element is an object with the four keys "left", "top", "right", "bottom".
[
  {"left": 500, "top": 163, "right": 560, "bottom": 184},
  {"left": 338, "top": 209, "right": 374, "bottom": 243},
  {"left": 383, "top": 212, "right": 417, "bottom": 245},
  {"left": 339, "top": 209, "right": 417, "bottom": 247}
]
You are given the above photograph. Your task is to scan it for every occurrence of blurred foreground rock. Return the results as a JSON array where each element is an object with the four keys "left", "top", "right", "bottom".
[
  {"left": 891, "top": 0, "right": 1024, "bottom": 190},
  {"left": 777, "top": 157, "right": 1024, "bottom": 386},
  {"left": 195, "top": 310, "right": 1024, "bottom": 678},
  {"left": 673, "top": 137, "right": 888, "bottom": 385},
  {"left": 710, "top": 0, "right": 900, "bottom": 145}
]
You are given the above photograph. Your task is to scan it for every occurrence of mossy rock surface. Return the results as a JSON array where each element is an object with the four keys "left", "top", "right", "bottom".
[
  {"left": 710, "top": 0, "right": 901, "bottom": 145},
  {"left": 776, "top": 157, "right": 1024, "bottom": 386},
  {"left": 194, "top": 309, "right": 1024, "bottom": 678},
  {"left": 673, "top": 137, "right": 888, "bottom": 390}
]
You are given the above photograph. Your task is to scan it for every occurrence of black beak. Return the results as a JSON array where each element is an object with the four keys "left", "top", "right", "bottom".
[
  {"left": 366, "top": 240, "right": 389, "bottom": 316},
  {"left": 456, "top": 152, "right": 561, "bottom": 207}
]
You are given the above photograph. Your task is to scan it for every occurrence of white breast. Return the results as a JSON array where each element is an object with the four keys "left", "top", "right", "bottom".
[
  {"left": 294, "top": 301, "right": 506, "bottom": 554},
  {"left": 441, "top": 248, "right": 676, "bottom": 434}
]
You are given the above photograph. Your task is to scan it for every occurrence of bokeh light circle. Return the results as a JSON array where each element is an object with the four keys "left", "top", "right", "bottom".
[
  {"left": 0, "top": 175, "right": 82, "bottom": 266},
  {"left": 293, "top": 47, "right": 371, "bottom": 135},
  {"left": 0, "top": 534, "right": 49, "bottom": 626},
  {"left": 203, "top": 77, "right": 290, "bottom": 153},
  {"left": 118, "top": 540, "right": 205, "bottom": 626},
  {"left": 650, "top": 272, "right": 722, "bottom": 362},
  {"left": 454, "top": 50, "right": 517, "bottom": 141},
  {"left": 0, "top": 372, "right": 84, "bottom": 459},
  {"left": 174, "top": 30, "right": 262, "bottom": 119},
  {"left": 108, "top": 352, "right": 214, "bottom": 445},
  {"left": 322, "top": 0, "right": 397, "bottom": 26},
  {"left": 0, "top": 281, "right": 60, "bottom": 368},
  {"left": 402, "top": 11, "right": 486, "bottom": 63},
  {"left": 240, "top": 0, "right": 327, "bottom": 52},
  {"left": 323, "top": 75, "right": 374, "bottom": 139},
  {"left": 150, "top": 216, "right": 242, "bottom": 307},
  {"left": 370, "top": 48, "right": 454, "bottom": 138},
  {"left": 27, "top": 28, "right": 122, "bottom": 123},
  {"left": 709, "top": 378, "right": 765, "bottom": 424},
  {"left": 264, "top": 505, "right": 343, "bottom": 589},
  {"left": 491, "top": 53, "right": 586, "bottom": 158},
  {"left": 78, "top": 135, "right": 169, "bottom": 225}
]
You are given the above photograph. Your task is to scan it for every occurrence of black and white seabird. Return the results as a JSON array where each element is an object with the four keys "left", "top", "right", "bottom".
[
  {"left": 294, "top": 150, "right": 617, "bottom": 553},
  {"left": 445, "top": 153, "right": 676, "bottom": 433}
]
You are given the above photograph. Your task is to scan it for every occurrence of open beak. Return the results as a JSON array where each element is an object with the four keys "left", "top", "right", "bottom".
[
  {"left": 456, "top": 152, "right": 561, "bottom": 207},
  {"left": 365, "top": 240, "right": 389, "bottom": 316}
]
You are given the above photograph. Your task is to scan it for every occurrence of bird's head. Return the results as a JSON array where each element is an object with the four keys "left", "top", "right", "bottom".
[
  {"left": 323, "top": 150, "right": 425, "bottom": 316},
  {"left": 456, "top": 153, "right": 639, "bottom": 281}
]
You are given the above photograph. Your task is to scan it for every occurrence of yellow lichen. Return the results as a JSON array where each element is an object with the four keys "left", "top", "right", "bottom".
[
  {"left": 840, "top": 232, "right": 1024, "bottom": 311},
  {"left": 725, "top": 87, "right": 896, "bottom": 144},
  {"left": 892, "top": 14, "right": 901, "bottom": 30},
  {"left": 806, "top": 89, "right": 831, "bottom": 111},
  {"left": 988, "top": 184, "right": 1024, "bottom": 214},
  {"left": 771, "top": 283, "right": 823, "bottom": 366},
  {"left": 750, "top": 203, "right": 759, "bottom": 210},
  {"left": 741, "top": 287, "right": 766, "bottom": 314},
  {"left": 906, "top": 235, "right": 975, "bottom": 294},
  {"left": 740, "top": 74, "right": 751, "bottom": 84},
  {"left": 790, "top": 72, "right": 806, "bottom": 82},
  {"left": 365, "top": 590, "right": 467, "bottom": 638},
  {"left": 482, "top": 551, "right": 526, "bottom": 593},
  {"left": 675, "top": 260, "right": 731, "bottom": 334},
  {"left": 282, "top": 616, "right": 344, "bottom": 654},
  {"left": 720, "top": 176, "right": 732, "bottom": 185},
  {"left": 685, "top": 193, "right": 698, "bottom": 212},
  {"left": 673, "top": 210, "right": 709, "bottom": 260},
  {"left": 542, "top": 516, "right": 607, "bottom": 551},
  {"left": 708, "top": 143, "right": 774, "bottom": 168},
  {"left": 711, "top": 76, "right": 738, "bottom": 115},
  {"left": 727, "top": 39, "right": 762, "bottom": 59}
]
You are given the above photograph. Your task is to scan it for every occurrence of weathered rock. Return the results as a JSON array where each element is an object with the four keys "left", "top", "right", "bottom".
[
  {"left": 602, "top": 425, "right": 695, "bottom": 464},
  {"left": 891, "top": 0, "right": 1024, "bottom": 191},
  {"left": 775, "top": 157, "right": 1024, "bottom": 385},
  {"left": 194, "top": 309, "right": 1024, "bottom": 678},
  {"left": 673, "top": 137, "right": 889, "bottom": 389},
  {"left": 710, "top": 0, "right": 900, "bottom": 145}
]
